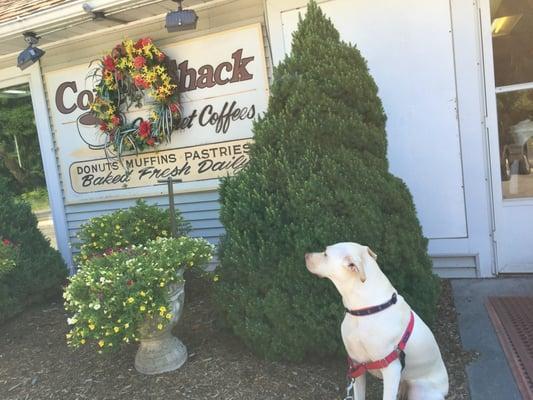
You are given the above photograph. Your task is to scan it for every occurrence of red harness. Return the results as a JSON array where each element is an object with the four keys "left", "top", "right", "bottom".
[{"left": 347, "top": 311, "right": 415, "bottom": 379}]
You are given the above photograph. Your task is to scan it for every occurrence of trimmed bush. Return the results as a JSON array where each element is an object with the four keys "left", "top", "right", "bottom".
[
  {"left": 75, "top": 200, "right": 190, "bottom": 261},
  {"left": 0, "top": 181, "right": 67, "bottom": 322},
  {"left": 214, "top": 1, "right": 440, "bottom": 361}
]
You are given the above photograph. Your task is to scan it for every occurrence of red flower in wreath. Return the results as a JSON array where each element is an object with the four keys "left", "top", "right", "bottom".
[
  {"left": 146, "top": 138, "right": 155, "bottom": 146},
  {"left": 139, "top": 120, "right": 151, "bottom": 138},
  {"left": 2, "top": 239, "right": 11, "bottom": 246},
  {"left": 103, "top": 55, "right": 115, "bottom": 71},
  {"left": 111, "top": 115, "right": 121, "bottom": 126},
  {"left": 99, "top": 122, "right": 109, "bottom": 132},
  {"left": 133, "top": 56, "right": 146, "bottom": 70},
  {"left": 133, "top": 75, "right": 150, "bottom": 89},
  {"left": 169, "top": 103, "right": 180, "bottom": 113}
]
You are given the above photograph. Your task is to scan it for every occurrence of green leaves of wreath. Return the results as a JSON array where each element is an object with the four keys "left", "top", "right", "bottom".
[{"left": 89, "top": 37, "right": 181, "bottom": 164}]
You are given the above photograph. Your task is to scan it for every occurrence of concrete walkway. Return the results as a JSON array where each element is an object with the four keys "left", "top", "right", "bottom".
[
  {"left": 35, "top": 209, "right": 57, "bottom": 250},
  {"left": 452, "top": 278, "right": 533, "bottom": 400}
]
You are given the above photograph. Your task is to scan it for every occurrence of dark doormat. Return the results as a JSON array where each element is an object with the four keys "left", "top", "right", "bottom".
[{"left": 486, "top": 296, "right": 533, "bottom": 399}]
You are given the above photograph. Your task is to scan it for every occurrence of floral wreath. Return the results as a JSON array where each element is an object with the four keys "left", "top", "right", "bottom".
[{"left": 89, "top": 37, "right": 180, "bottom": 162}]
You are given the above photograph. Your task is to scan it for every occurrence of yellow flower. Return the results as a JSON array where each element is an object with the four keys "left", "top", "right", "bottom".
[
  {"left": 165, "top": 313, "right": 172, "bottom": 320},
  {"left": 124, "top": 323, "right": 130, "bottom": 329},
  {"left": 213, "top": 275, "right": 219, "bottom": 282},
  {"left": 115, "top": 224, "right": 121, "bottom": 230},
  {"left": 139, "top": 305, "right": 146, "bottom": 311},
  {"left": 80, "top": 339, "right": 86, "bottom": 345},
  {"left": 113, "top": 327, "right": 120, "bottom": 333},
  {"left": 159, "top": 306, "right": 167, "bottom": 313},
  {"left": 140, "top": 291, "right": 146, "bottom": 297},
  {"left": 127, "top": 297, "right": 134, "bottom": 304},
  {"left": 66, "top": 333, "right": 72, "bottom": 339},
  {"left": 98, "top": 340, "right": 105, "bottom": 348},
  {"left": 88, "top": 324, "right": 95, "bottom": 330},
  {"left": 159, "top": 282, "right": 165, "bottom": 287},
  {"left": 157, "top": 323, "right": 163, "bottom": 330}
]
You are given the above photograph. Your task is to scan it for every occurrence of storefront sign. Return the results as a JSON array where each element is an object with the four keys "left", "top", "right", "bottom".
[
  {"left": 45, "top": 24, "right": 269, "bottom": 203},
  {"left": 70, "top": 139, "right": 252, "bottom": 193}
]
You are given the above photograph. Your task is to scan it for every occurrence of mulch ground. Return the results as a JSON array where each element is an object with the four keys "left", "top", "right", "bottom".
[{"left": 0, "top": 279, "right": 473, "bottom": 399}]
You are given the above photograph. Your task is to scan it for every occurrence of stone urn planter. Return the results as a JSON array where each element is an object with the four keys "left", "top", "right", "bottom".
[{"left": 134, "top": 271, "right": 187, "bottom": 375}]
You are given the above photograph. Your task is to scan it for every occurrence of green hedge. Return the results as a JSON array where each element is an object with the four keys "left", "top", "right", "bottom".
[
  {"left": 0, "top": 179, "right": 67, "bottom": 322},
  {"left": 213, "top": 1, "right": 440, "bottom": 361}
]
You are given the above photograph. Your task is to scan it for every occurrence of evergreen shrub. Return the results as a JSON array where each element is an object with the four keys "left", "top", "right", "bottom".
[
  {"left": 214, "top": 1, "right": 440, "bottom": 361},
  {"left": 0, "top": 181, "right": 67, "bottom": 322}
]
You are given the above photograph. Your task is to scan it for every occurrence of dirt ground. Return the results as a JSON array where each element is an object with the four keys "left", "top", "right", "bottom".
[{"left": 0, "top": 279, "right": 473, "bottom": 400}]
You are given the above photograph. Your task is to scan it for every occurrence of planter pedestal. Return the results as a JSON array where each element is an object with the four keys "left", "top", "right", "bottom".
[{"left": 135, "top": 280, "right": 187, "bottom": 375}]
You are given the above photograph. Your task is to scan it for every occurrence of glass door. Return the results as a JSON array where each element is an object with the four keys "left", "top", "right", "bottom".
[
  {"left": 492, "top": 0, "right": 533, "bottom": 197},
  {"left": 490, "top": 0, "right": 533, "bottom": 272}
]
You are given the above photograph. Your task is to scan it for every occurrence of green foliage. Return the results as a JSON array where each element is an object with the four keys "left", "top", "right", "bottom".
[
  {"left": 0, "top": 239, "right": 17, "bottom": 277},
  {"left": 64, "top": 237, "right": 213, "bottom": 352},
  {"left": 19, "top": 187, "right": 49, "bottom": 212},
  {"left": 214, "top": 0, "right": 440, "bottom": 361},
  {"left": 0, "top": 186, "right": 67, "bottom": 322},
  {"left": 0, "top": 89, "right": 45, "bottom": 192},
  {"left": 75, "top": 200, "right": 190, "bottom": 261}
]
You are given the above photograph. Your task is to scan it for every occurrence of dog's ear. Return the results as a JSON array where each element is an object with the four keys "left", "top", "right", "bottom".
[
  {"left": 366, "top": 247, "right": 377, "bottom": 260},
  {"left": 345, "top": 255, "right": 366, "bottom": 283}
]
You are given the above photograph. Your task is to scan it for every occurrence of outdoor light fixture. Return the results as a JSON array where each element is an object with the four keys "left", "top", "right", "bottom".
[
  {"left": 165, "top": 0, "right": 198, "bottom": 32},
  {"left": 17, "top": 32, "right": 45, "bottom": 70}
]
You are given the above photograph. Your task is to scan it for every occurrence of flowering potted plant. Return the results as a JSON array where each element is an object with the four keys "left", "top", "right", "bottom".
[{"left": 64, "top": 236, "right": 213, "bottom": 374}]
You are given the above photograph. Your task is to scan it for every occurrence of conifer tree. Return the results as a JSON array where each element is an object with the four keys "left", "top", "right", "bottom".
[{"left": 214, "top": 0, "right": 439, "bottom": 361}]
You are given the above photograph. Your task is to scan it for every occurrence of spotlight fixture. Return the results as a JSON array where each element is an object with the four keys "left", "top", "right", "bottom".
[
  {"left": 17, "top": 32, "right": 45, "bottom": 70},
  {"left": 165, "top": 0, "right": 198, "bottom": 32}
]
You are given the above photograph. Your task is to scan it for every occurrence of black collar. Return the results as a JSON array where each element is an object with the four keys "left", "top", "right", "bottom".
[{"left": 345, "top": 293, "right": 397, "bottom": 316}]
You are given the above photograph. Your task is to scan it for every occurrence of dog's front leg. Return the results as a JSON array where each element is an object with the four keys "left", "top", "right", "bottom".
[
  {"left": 381, "top": 361, "right": 402, "bottom": 400},
  {"left": 354, "top": 373, "right": 366, "bottom": 399}
]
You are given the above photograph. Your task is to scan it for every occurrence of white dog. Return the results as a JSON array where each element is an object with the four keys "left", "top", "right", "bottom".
[{"left": 305, "top": 242, "right": 448, "bottom": 400}]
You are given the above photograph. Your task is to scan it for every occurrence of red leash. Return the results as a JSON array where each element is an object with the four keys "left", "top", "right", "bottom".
[{"left": 347, "top": 311, "right": 415, "bottom": 379}]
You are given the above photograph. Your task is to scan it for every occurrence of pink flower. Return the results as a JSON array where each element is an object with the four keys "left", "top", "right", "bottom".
[
  {"left": 133, "top": 75, "right": 150, "bottom": 89},
  {"left": 146, "top": 138, "right": 155, "bottom": 146},
  {"left": 139, "top": 120, "right": 151, "bottom": 138},
  {"left": 99, "top": 122, "right": 108, "bottom": 132},
  {"left": 103, "top": 55, "right": 115, "bottom": 71},
  {"left": 111, "top": 115, "right": 121, "bottom": 126},
  {"left": 2, "top": 239, "right": 11, "bottom": 246},
  {"left": 133, "top": 56, "right": 146, "bottom": 70},
  {"left": 169, "top": 103, "right": 180, "bottom": 114}
]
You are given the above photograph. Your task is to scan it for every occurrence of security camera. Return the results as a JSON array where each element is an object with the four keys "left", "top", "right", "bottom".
[{"left": 165, "top": 0, "right": 198, "bottom": 32}]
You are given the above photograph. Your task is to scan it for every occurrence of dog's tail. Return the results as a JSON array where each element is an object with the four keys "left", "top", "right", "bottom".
[{"left": 398, "top": 381, "right": 409, "bottom": 400}]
